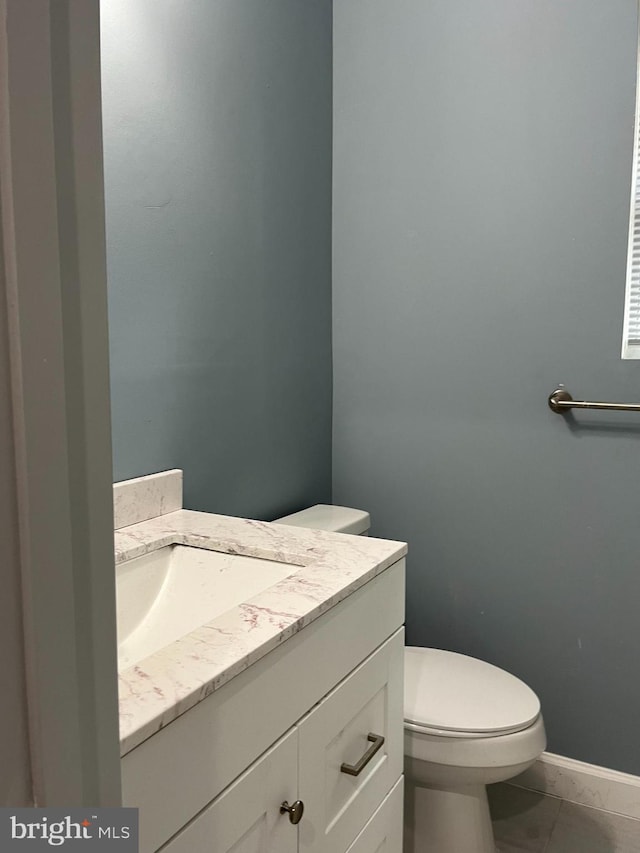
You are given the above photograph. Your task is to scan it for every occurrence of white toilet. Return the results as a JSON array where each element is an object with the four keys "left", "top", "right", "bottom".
[{"left": 274, "top": 505, "right": 546, "bottom": 853}]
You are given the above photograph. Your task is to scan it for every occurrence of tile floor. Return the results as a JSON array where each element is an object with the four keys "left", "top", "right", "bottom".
[{"left": 489, "top": 782, "right": 640, "bottom": 853}]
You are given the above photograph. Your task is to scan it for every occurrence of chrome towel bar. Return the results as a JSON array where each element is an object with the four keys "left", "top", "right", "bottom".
[{"left": 548, "top": 386, "right": 640, "bottom": 414}]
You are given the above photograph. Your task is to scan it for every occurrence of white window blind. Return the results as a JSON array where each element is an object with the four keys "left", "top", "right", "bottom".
[{"left": 622, "top": 49, "right": 640, "bottom": 358}]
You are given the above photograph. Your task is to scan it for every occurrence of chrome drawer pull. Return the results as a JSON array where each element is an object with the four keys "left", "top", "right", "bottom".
[{"left": 340, "top": 733, "right": 385, "bottom": 777}]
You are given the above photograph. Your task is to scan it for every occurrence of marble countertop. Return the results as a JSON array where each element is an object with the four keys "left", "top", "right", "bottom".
[{"left": 116, "top": 509, "right": 407, "bottom": 756}]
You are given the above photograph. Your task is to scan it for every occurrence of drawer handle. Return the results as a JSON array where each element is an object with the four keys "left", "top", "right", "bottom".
[
  {"left": 340, "top": 732, "right": 385, "bottom": 777},
  {"left": 280, "top": 800, "right": 304, "bottom": 825}
]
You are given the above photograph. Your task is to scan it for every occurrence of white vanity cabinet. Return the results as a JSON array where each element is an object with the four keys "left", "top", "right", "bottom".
[
  {"left": 121, "top": 560, "right": 405, "bottom": 853},
  {"left": 159, "top": 729, "right": 299, "bottom": 853},
  {"left": 298, "top": 630, "right": 403, "bottom": 853},
  {"left": 346, "top": 778, "right": 404, "bottom": 853}
]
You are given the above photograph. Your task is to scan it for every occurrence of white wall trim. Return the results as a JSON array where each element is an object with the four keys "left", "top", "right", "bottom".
[
  {"left": 0, "top": 0, "right": 121, "bottom": 806},
  {"left": 510, "top": 752, "right": 640, "bottom": 820}
]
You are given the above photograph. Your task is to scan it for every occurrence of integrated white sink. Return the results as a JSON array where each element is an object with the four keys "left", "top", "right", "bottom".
[{"left": 116, "top": 545, "right": 298, "bottom": 670}]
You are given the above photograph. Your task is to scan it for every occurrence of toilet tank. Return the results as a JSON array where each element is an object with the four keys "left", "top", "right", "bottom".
[{"left": 273, "top": 504, "right": 370, "bottom": 536}]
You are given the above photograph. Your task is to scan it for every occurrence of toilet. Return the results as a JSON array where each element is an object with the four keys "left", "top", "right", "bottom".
[{"left": 275, "top": 504, "right": 546, "bottom": 853}]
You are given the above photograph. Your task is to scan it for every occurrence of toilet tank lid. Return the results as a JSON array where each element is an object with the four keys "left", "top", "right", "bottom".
[
  {"left": 273, "top": 504, "right": 371, "bottom": 535},
  {"left": 404, "top": 647, "right": 541, "bottom": 735}
]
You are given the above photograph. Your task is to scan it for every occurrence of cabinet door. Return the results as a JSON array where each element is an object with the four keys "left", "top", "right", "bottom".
[
  {"left": 161, "top": 728, "right": 298, "bottom": 853},
  {"left": 346, "top": 777, "right": 403, "bottom": 853},
  {"left": 298, "top": 629, "right": 404, "bottom": 853}
]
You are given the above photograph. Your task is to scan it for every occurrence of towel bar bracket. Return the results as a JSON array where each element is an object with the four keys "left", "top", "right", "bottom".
[{"left": 548, "top": 388, "right": 574, "bottom": 413}]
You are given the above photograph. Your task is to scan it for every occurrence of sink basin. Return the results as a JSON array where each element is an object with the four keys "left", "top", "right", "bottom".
[{"left": 116, "top": 545, "right": 298, "bottom": 670}]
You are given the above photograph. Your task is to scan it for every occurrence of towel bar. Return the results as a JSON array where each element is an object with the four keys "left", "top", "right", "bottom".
[{"left": 548, "top": 386, "right": 640, "bottom": 413}]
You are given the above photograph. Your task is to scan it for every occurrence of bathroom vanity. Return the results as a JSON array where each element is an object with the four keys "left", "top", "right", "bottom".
[{"left": 114, "top": 472, "right": 407, "bottom": 853}]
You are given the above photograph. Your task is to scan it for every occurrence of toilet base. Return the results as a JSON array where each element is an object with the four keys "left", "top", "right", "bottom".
[{"left": 404, "top": 778, "right": 495, "bottom": 853}]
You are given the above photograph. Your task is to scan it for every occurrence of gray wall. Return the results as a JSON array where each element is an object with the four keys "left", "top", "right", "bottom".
[
  {"left": 333, "top": 0, "right": 640, "bottom": 774},
  {"left": 101, "top": 0, "right": 332, "bottom": 519}
]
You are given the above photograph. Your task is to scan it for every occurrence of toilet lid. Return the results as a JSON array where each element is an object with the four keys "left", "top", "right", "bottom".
[{"left": 404, "top": 647, "right": 540, "bottom": 735}]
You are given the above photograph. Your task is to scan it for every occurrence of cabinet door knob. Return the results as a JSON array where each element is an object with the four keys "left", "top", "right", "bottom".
[{"left": 280, "top": 800, "right": 304, "bottom": 825}]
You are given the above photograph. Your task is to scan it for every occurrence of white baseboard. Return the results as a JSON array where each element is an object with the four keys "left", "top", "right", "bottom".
[{"left": 509, "top": 751, "right": 640, "bottom": 820}]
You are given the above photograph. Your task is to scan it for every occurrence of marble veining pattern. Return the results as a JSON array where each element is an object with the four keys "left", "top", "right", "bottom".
[
  {"left": 116, "top": 509, "right": 406, "bottom": 756},
  {"left": 113, "top": 469, "right": 183, "bottom": 529},
  {"left": 490, "top": 782, "right": 640, "bottom": 852}
]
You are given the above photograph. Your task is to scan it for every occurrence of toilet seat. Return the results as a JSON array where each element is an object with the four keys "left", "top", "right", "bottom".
[
  {"left": 404, "top": 713, "right": 546, "bottom": 772},
  {"left": 404, "top": 647, "right": 540, "bottom": 737},
  {"left": 404, "top": 719, "right": 532, "bottom": 739}
]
